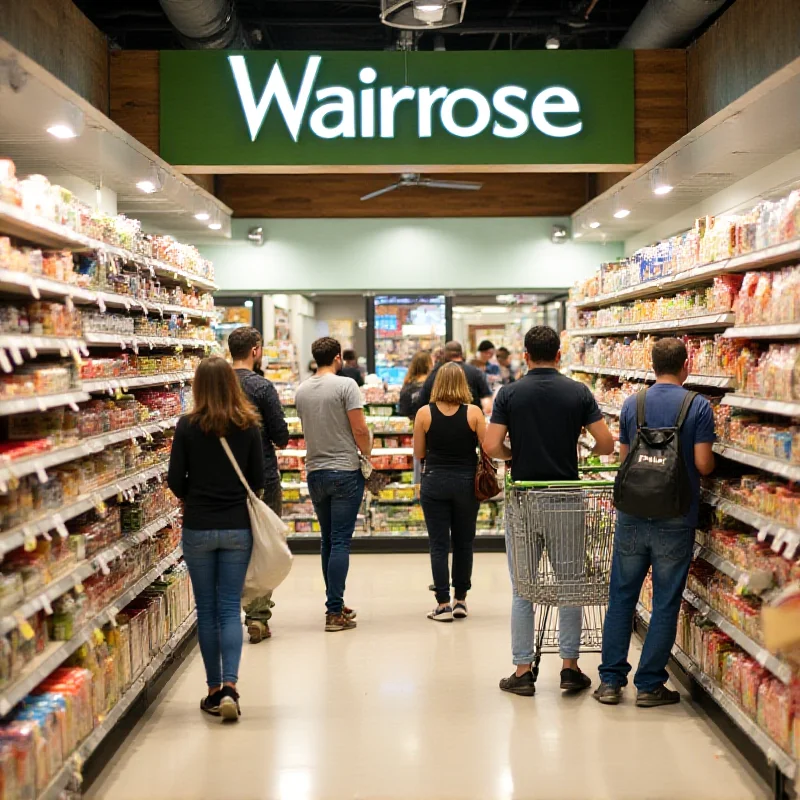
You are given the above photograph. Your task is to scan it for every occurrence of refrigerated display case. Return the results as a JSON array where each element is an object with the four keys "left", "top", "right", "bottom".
[
  {"left": 369, "top": 295, "right": 449, "bottom": 385},
  {"left": 212, "top": 296, "right": 262, "bottom": 354}
]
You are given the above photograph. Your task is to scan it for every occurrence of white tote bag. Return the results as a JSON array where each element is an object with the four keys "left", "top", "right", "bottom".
[{"left": 220, "top": 437, "right": 293, "bottom": 600}]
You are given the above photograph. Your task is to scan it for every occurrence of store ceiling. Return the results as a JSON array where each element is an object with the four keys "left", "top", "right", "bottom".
[{"left": 75, "top": 0, "right": 649, "bottom": 52}]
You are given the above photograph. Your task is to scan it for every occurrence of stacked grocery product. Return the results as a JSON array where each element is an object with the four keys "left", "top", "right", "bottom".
[
  {"left": 278, "top": 384, "right": 503, "bottom": 540},
  {"left": 569, "top": 185, "right": 800, "bottom": 778},
  {"left": 0, "top": 155, "right": 212, "bottom": 796},
  {"left": 262, "top": 340, "right": 299, "bottom": 386}
]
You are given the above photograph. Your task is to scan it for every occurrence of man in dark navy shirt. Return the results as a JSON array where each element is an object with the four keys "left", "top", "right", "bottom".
[
  {"left": 418, "top": 340, "right": 493, "bottom": 413},
  {"left": 230, "top": 326, "right": 290, "bottom": 644},
  {"left": 595, "top": 338, "right": 715, "bottom": 708},
  {"left": 484, "top": 326, "right": 614, "bottom": 697}
]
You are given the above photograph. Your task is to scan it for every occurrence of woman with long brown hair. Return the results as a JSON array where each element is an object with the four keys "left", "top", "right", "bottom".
[
  {"left": 168, "top": 356, "right": 264, "bottom": 721},
  {"left": 413, "top": 363, "right": 486, "bottom": 622},
  {"left": 400, "top": 351, "right": 434, "bottom": 485}
]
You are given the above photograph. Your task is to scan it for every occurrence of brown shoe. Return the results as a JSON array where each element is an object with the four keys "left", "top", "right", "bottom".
[
  {"left": 247, "top": 620, "right": 271, "bottom": 644},
  {"left": 343, "top": 606, "right": 357, "bottom": 621},
  {"left": 325, "top": 613, "right": 357, "bottom": 632}
]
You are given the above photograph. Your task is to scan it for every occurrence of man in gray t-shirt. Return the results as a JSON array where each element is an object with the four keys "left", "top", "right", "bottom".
[{"left": 295, "top": 337, "right": 372, "bottom": 632}]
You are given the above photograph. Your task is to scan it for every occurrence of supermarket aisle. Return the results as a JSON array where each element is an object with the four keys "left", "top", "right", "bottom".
[{"left": 86, "top": 554, "right": 767, "bottom": 800}]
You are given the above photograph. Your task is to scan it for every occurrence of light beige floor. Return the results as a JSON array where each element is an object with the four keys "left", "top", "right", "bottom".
[{"left": 86, "top": 554, "right": 768, "bottom": 800}]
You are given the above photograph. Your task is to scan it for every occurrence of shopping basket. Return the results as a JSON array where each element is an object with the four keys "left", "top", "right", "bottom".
[{"left": 505, "top": 467, "right": 617, "bottom": 677}]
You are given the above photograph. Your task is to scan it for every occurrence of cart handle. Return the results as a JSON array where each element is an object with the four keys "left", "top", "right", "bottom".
[{"left": 505, "top": 469, "right": 617, "bottom": 489}]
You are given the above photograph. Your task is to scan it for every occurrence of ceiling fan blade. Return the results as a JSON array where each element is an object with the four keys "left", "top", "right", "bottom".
[
  {"left": 360, "top": 183, "right": 401, "bottom": 201},
  {"left": 419, "top": 180, "right": 483, "bottom": 191}
]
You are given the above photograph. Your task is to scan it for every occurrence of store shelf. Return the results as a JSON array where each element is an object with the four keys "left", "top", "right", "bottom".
[
  {"left": 82, "top": 372, "right": 193, "bottom": 393},
  {"left": 0, "top": 511, "right": 179, "bottom": 637},
  {"left": 722, "top": 394, "right": 800, "bottom": 417},
  {"left": 84, "top": 331, "right": 211, "bottom": 350},
  {"left": 682, "top": 587, "right": 793, "bottom": 684},
  {"left": 693, "top": 544, "right": 774, "bottom": 593},
  {"left": 0, "top": 269, "right": 97, "bottom": 304},
  {"left": 702, "top": 491, "right": 800, "bottom": 560},
  {"left": 278, "top": 447, "right": 413, "bottom": 457},
  {"left": 0, "top": 461, "right": 169, "bottom": 556},
  {"left": 598, "top": 403, "right": 622, "bottom": 417},
  {"left": 0, "top": 416, "right": 177, "bottom": 487},
  {"left": 0, "top": 334, "right": 87, "bottom": 357},
  {"left": 0, "top": 201, "right": 218, "bottom": 292},
  {"left": 723, "top": 322, "right": 800, "bottom": 340},
  {"left": 572, "top": 239, "right": 800, "bottom": 311},
  {"left": 568, "top": 365, "right": 735, "bottom": 389},
  {"left": 636, "top": 603, "right": 797, "bottom": 780},
  {"left": 567, "top": 313, "right": 735, "bottom": 338},
  {"left": 0, "top": 544, "right": 184, "bottom": 716},
  {"left": 0, "top": 390, "right": 90, "bottom": 417},
  {"left": 712, "top": 442, "right": 800, "bottom": 482}
]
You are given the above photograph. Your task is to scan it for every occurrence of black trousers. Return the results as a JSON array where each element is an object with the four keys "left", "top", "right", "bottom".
[{"left": 420, "top": 469, "right": 480, "bottom": 604}]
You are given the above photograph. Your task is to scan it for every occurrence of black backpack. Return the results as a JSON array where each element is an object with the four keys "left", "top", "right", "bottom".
[{"left": 613, "top": 388, "right": 697, "bottom": 519}]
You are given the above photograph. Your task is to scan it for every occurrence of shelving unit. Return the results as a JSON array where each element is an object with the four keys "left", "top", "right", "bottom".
[
  {"left": 568, "top": 365, "right": 735, "bottom": 389},
  {"left": 567, "top": 312, "right": 734, "bottom": 337}
]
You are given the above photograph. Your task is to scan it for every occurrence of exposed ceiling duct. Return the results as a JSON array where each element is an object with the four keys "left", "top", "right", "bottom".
[
  {"left": 158, "top": 0, "right": 249, "bottom": 49},
  {"left": 618, "top": 0, "right": 727, "bottom": 49}
]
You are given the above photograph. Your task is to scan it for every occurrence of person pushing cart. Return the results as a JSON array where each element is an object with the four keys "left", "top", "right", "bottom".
[{"left": 483, "top": 326, "right": 615, "bottom": 696}]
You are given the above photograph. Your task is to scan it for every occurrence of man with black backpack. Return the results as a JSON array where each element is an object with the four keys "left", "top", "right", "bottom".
[{"left": 595, "top": 338, "right": 715, "bottom": 707}]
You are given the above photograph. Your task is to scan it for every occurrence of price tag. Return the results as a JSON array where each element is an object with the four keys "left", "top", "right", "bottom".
[
  {"left": 97, "top": 555, "right": 110, "bottom": 576},
  {"left": 23, "top": 529, "right": 36, "bottom": 552},
  {"left": 8, "top": 344, "right": 22, "bottom": 366},
  {"left": 14, "top": 614, "right": 35, "bottom": 641},
  {"left": 35, "top": 464, "right": 48, "bottom": 484},
  {"left": 59, "top": 343, "right": 69, "bottom": 358},
  {"left": 68, "top": 400, "right": 79, "bottom": 412},
  {"left": 149, "top": 264, "right": 155, "bottom": 277},
  {"left": 93, "top": 494, "right": 106, "bottom": 515},
  {"left": 97, "top": 295, "right": 107, "bottom": 315},
  {"left": 53, "top": 514, "right": 68, "bottom": 539},
  {"left": 41, "top": 529, "right": 52, "bottom": 542},
  {"left": 120, "top": 340, "right": 127, "bottom": 351},
  {"left": 64, "top": 296, "right": 74, "bottom": 313},
  {"left": 69, "top": 347, "right": 82, "bottom": 367},
  {"left": 41, "top": 596, "right": 53, "bottom": 616},
  {"left": 0, "top": 697, "right": 10, "bottom": 717},
  {"left": 132, "top": 341, "right": 139, "bottom": 355},
  {"left": 80, "top": 344, "right": 89, "bottom": 358},
  {"left": 107, "top": 606, "right": 120, "bottom": 626},
  {"left": 757, "top": 527, "right": 770, "bottom": 543},
  {"left": 756, "top": 650, "right": 770, "bottom": 668},
  {"left": 0, "top": 479, "right": 6, "bottom": 493},
  {"left": 0, "top": 349, "right": 12, "bottom": 373}
]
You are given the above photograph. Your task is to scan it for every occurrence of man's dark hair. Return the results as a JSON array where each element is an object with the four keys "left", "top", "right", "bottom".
[
  {"left": 312, "top": 336, "right": 342, "bottom": 367},
  {"left": 477, "top": 340, "right": 495, "bottom": 352},
  {"left": 444, "top": 340, "right": 464, "bottom": 361},
  {"left": 651, "top": 338, "right": 688, "bottom": 376},
  {"left": 497, "top": 347, "right": 510, "bottom": 358},
  {"left": 342, "top": 349, "right": 357, "bottom": 362},
  {"left": 227, "top": 326, "right": 262, "bottom": 361},
  {"left": 524, "top": 326, "right": 560, "bottom": 362}
]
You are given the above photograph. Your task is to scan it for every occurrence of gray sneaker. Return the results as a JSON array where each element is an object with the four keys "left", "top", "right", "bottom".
[
  {"left": 636, "top": 685, "right": 680, "bottom": 707},
  {"left": 593, "top": 682, "right": 623, "bottom": 705}
]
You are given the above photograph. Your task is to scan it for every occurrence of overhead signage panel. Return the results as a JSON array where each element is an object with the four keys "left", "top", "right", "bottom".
[{"left": 160, "top": 50, "right": 634, "bottom": 167}]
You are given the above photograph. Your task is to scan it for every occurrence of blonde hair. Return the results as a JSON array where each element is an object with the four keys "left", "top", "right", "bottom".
[{"left": 430, "top": 362, "right": 472, "bottom": 405}]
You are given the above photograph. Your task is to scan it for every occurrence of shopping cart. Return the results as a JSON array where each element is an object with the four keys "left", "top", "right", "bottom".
[{"left": 505, "top": 467, "right": 617, "bottom": 682}]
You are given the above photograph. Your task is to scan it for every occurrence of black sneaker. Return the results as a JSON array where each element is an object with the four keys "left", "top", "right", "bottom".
[
  {"left": 499, "top": 670, "right": 536, "bottom": 696},
  {"left": 593, "top": 682, "right": 623, "bottom": 705},
  {"left": 560, "top": 668, "right": 592, "bottom": 692},
  {"left": 200, "top": 689, "right": 222, "bottom": 716},
  {"left": 636, "top": 685, "right": 680, "bottom": 708},
  {"left": 218, "top": 686, "right": 241, "bottom": 721}
]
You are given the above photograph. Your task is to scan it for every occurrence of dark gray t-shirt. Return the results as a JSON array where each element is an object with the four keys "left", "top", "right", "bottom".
[{"left": 295, "top": 373, "right": 364, "bottom": 472}]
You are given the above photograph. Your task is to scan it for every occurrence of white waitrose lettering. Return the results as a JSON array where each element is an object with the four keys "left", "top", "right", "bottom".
[{"left": 227, "top": 56, "right": 583, "bottom": 143}]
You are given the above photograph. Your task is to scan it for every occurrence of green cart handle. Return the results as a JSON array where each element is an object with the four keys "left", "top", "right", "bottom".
[{"left": 505, "top": 467, "right": 618, "bottom": 490}]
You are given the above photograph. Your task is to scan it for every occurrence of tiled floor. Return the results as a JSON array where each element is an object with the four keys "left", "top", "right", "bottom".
[{"left": 86, "top": 553, "right": 768, "bottom": 800}]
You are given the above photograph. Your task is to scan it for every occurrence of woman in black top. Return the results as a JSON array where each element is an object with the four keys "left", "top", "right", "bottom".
[
  {"left": 413, "top": 363, "right": 486, "bottom": 622},
  {"left": 168, "top": 356, "right": 264, "bottom": 721}
]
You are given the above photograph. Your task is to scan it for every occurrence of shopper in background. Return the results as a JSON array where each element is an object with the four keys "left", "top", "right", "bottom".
[
  {"left": 168, "top": 356, "right": 264, "bottom": 721},
  {"left": 414, "top": 363, "right": 486, "bottom": 622},
  {"left": 418, "top": 340, "right": 493, "bottom": 414},
  {"left": 595, "top": 338, "right": 715, "bottom": 707},
  {"left": 296, "top": 337, "right": 371, "bottom": 632},
  {"left": 496, "top": 347, "right": 516, "bottom": 385},
  {"left": 339, "top": 349, "right": 365, "bottom": 386},
  {"left": 476, "top": 340, "right": 501, "bottom": 378},
  {"left": 484, "top": 326, "right": 615, "bottom": 697},
  {"left": 228, "top": 326, "right": 290, "bottom": 644},
  {"left": 398, "top": 351, "right": 433, "bottom": 421}
]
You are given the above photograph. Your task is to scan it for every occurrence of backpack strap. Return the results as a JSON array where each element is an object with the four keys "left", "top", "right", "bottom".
[
  {"left": 635, "top": 388, "right": 648, "bottom": 429},
  {"left": 675, "top": 391, "right": 698, "bottom": 431}
]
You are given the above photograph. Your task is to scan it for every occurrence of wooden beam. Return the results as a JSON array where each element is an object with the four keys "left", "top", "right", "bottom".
[{"left": 110, "top": 50, "right": 159, "bottom": 154}]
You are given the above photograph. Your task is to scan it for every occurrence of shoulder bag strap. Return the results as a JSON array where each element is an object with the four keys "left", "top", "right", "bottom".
[
  {"left": 220, "top": 437, "right": 257, "bottom": 502},
  {"left": 675, "top": 391, "right": 698, "bottom": 430},
  {"left": 636, "top": 388, "right": 648, "bottom": 429}
]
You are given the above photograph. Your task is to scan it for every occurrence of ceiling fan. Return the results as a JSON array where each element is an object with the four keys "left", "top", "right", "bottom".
[{"left": 360, "top": 172, "right": 483, "bottom": 201}]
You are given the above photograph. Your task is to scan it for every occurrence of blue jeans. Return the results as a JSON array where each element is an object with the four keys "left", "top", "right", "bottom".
[
  {"left": 308, "top": 469, "right": 365, "bottom": 615},
  {"left": 420, "top": 468, "right": 479, "bottom": 604},
  {"left": 182, "top": 528, "right": 253, "bottom": 687},
  {"left": 505, "top": 515, "right": 582, "bottom": 662},
  {"left": 599, "top": 511, "right": 694, "bottom": 692}
]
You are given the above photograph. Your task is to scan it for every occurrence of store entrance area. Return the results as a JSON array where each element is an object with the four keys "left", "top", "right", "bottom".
[{"left": 85, "top": 553, "right": 766, "bottom": 800}]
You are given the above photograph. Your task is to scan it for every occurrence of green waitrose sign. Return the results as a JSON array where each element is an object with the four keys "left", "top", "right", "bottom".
[{"left": 160, "top": 50, "right": 634, "bottom": 167}]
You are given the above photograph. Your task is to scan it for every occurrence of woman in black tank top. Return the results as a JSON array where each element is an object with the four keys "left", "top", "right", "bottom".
[{"left": 413, "top": 363, "right": 487, "bottom": 623}]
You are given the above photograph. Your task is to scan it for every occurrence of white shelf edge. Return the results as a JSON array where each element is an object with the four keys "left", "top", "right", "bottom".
[
  {"left": 712, "top": 442, "right": 800, "bottom": 482},
  {"left": 682, "top": 588, "right": 793, "bottom": 684},
  {"left": 693, "top": 544, "right": 774, "bottom": 593},
  {"left": 567, "top": 313, "right": 735, "bottom": 337},
  {"left": 82, "top": 372, "right": 193, "bottom": 393},
  {"left": 0, "top": 390, "right": 91, "bottom": 417},
  {"left": 84, "top": 332, "right": 212, "bottom": 350},
  {"left": 277, "top": 447, "right": 414, "bottom": 458},
  {"left": 722, "top": 394, "right": 800, "bottom": 417},
  {"left": 0, "top": 544, "right": 184, "bottom": 715},
  {"left": 723, "top": 323, "right": 800, "bottom": 340},
  {"left": 568, "top": 365, "right": 735, "bottom": 389}
]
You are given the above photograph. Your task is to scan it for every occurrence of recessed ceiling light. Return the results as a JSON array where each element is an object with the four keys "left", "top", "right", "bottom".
[
  {"left": 194, "top": 212, "right": 210, "bottom": 221},
  {"left": 47, "top": 124, "right": 77, "bottom": 139},
  {"left": 588, "top": 221, "right": 601, "bottom": 229},
  {"left": 613, "top": 208, "right": 631, "bottom": 219},
  {"left": 653, "top": 184, "right": 673, "bottom": 195},
  {"left": 208, "top": 222, "right": 222, "bottom": 230},
  {"left": 136, "top": 180, "right": 157, "bottom": 194}
]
